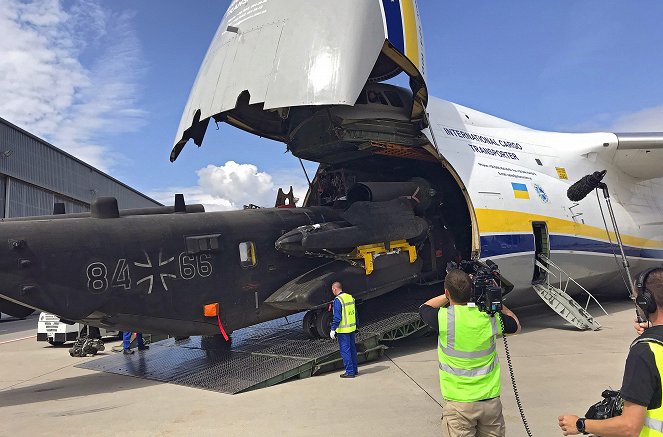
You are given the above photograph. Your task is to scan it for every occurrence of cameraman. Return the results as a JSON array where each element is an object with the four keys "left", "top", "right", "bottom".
[
  {"left": 559, "top": 268, "right": 663, "bottom": 436},
  {"left": 419, "top": 269, "right": 521, "bottom": 437}
]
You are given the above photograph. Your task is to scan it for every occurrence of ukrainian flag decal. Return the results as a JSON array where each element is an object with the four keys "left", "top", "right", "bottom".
[{"left": 511, "top": 182, "right": 530, "bottom": 199}]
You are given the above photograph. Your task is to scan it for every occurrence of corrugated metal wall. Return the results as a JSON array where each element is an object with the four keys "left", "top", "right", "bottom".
[
  {"left": 0, "top": 117, "right": 161, "bottom": 218},
  {"left": 0, "top": 175, "right": 5, "bottom": 218},
  {"left": 7, "top": 178, "right": 53, "bottom": 217},
  {"left": 0, "top": 118, "right": 160, "bottom": 212},
  {"left": 54, "top": 195, "right": 89, "bottom": 214}
]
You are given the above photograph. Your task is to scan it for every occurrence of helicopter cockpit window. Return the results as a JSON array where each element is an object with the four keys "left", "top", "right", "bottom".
[{"left": 239, "top": 241, "right": 257, "bottom": 268}]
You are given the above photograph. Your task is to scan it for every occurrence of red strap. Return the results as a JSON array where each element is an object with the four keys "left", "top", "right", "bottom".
[{"left": 216, "top": 314, "right": 229, "bottom": 341}]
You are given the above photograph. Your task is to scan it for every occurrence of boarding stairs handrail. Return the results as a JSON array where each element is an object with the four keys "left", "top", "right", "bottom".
[
  {"left": 532, "top": 256, "right": 602, "bottom": 330},
  {"left": 536, "top": 254, "right": 609, "bottom": 317}
]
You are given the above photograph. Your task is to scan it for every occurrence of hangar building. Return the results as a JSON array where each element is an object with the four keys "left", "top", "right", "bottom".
[{"left": 0, "top": 116, "right": 160, "bottom": 218}]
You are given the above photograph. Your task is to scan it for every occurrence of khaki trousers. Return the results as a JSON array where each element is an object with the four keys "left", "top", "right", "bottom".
[{"left": 441, "top": 397, "right": 506, "bottom": 437}]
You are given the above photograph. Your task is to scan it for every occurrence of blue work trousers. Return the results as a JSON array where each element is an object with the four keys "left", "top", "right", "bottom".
[
  {"left": 337, "top": 332, "right": 358, "bottom": 375},
  {"left": 122, "top": 331, "right": 144, "bottom": 350}
]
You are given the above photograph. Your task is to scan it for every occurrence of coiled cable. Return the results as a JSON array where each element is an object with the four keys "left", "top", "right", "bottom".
[{"left": 499, "top": 315, "right": 533, "bottom": 436}]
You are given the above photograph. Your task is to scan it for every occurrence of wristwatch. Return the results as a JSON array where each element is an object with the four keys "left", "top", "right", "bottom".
[{"left": 576, "top": 417, "right": 588, "bottom": 435}]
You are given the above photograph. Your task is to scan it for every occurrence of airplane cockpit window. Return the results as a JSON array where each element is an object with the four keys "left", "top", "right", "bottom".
[
  {"left": 367, "top": 90, "right": 388, "bottom": 105},
  {"left": 239, "top": 241, "right": 257, "bottom": 268},
  {"left": 383, "top": 90, "right": 404, "bottom": 108}
]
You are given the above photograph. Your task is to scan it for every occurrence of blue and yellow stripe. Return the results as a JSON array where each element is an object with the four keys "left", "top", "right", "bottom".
[
  {"left": 480, "top": 234, "right": 663, "bottom": 260},
  {"left": 381, "top": 0, "right": 421, "bottom": 70},
  {"left": 476, "top": 209, "right": 663, "bottom": 260}
]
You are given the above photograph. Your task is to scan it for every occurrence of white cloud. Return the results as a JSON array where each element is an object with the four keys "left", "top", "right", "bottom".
[
  {"left": 610, "top": 105, "right": 663, "bottom": 132},
  {"left": 149, "top": 161, "right": 310, "bottom": 212},
  {"left": 562, "top": 105, "right": 663, "bottom": 133},
  {"left": 0, "top": 0, "right": 145, "bottom": 171}
]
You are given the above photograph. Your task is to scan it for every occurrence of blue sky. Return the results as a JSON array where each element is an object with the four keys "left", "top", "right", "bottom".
[{"left": 1, "top": 1, "right": 662, "bottom": 209}]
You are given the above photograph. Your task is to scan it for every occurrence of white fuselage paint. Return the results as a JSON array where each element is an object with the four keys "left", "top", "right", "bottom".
[{"left": 424, "top": 97, "right": 663, "bottom": 303}]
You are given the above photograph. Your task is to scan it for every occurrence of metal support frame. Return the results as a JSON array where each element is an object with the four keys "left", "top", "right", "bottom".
[
  {"left": 596, "top": 184, "right": 646, "bottom": 321},
  {"left": 355, "top": 239, "right": 417, "bottom": 275}
]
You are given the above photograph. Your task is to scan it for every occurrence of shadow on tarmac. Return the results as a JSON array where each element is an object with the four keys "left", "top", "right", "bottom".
[
  {"left": 356, "top": 364, "right": 389, "bottom": 375},
  {"left": 0, "top": 372, "right": 160, "bottom": 408}
]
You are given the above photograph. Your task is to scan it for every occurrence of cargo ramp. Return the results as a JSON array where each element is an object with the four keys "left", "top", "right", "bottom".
[{"left": 78, "top": 287, "right": 436, "bottom": 394}]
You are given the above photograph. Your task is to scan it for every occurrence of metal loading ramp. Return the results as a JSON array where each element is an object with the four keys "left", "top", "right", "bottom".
[{"left": 77, "top": 286, "right": 436, "bottom": 394}]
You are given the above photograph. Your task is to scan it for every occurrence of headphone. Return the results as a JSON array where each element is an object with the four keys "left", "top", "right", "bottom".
[{"left": 635, "top": 268, "right": 663, "bottom": 315}]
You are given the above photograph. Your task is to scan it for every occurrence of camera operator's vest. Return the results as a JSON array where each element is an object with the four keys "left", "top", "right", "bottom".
[
  {"left": 632, "top": 338, "right": 663, "bottom": 436},
  {"left": 335, "top": 293, "right": 356, "bottom": 334},
  {"left": 437, "top": 305, "right": 502, "bottom": 402}
]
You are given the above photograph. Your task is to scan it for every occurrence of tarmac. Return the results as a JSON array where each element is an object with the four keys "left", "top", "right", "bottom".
[{"left": 0, "top": 299, "right": 639, "bottom": 437}]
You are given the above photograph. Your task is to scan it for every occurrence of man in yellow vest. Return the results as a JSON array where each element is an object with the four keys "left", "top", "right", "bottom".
[
  {"left": 559, "top": 268, "right": 663, "bottom": 436},
  {"left": 419, "top": 269, "right": 521, "bottom": 436},
  {"left": 330, "top": 281, "right": 358, "bottom": 378}
]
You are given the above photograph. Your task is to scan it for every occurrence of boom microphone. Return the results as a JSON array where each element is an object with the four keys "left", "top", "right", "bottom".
[{"left": 567, "top": 170, "right": 607, "bottom": 202}]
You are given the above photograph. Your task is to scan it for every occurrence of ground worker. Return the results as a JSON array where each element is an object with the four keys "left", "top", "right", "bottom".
[
  {"left": 329, "top": 281, "right": 358, "bottom": 378},
  {"left": 419, "top": 269, "right": 521, "bottom": 436},
  {"left": 123, "top": 331, "right": 149, "bottom": 355},
  {"left": 559, "top": 268, "right": 663, "bottom": 436}
]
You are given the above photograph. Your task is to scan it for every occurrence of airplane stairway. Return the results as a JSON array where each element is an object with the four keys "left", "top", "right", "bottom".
[
  {"left": 532, "top": 255, "right": 607, "bottom": 331},
  {"left": 77, "top": 286, "right": 434, "bottom": 394}
]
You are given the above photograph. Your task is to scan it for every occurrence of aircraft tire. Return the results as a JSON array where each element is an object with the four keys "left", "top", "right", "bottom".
[
  {"left": 315, "top": 309, "right": 332, "bottom": 338},
  {"left": 303, "top": 311, "right": 318, "bottom": 339}
]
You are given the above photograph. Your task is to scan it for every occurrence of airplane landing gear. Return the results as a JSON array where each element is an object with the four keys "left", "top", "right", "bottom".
[{"left": 302, "top": 308, "right": 333, "bottom": 339}]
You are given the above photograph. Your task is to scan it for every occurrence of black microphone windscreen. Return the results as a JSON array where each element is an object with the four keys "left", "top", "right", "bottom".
[{"left": 567, "top": 170, "right": 607, "bottom": 202}]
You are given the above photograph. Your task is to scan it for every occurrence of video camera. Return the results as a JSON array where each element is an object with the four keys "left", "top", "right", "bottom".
[
  {"left": 447, "top": 259, "right": 503, "bottom": 316},
  {"left": 586, "top": 389, "right": 624, "bottom": 420}
]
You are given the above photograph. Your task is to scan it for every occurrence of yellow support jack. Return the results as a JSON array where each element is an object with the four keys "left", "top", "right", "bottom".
[{"left": 355, "top": 240, "right": 418, "bottom": 276}]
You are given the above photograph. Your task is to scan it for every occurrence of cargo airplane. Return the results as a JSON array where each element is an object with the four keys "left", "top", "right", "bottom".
[{"left": 1, "top": 0, "right": 662, "bottom": 337}]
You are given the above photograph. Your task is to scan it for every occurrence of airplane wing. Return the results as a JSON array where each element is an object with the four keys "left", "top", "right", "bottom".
[{"left": 613, "top": 132, "right": 663, "bottom": 179}]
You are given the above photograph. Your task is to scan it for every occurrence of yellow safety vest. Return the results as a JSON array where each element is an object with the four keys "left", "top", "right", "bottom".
[
  {"left": 335, "top": 293, "right": 356, "bottom": 334},
  {"left": 639, "top": 341, "right": 663, "bottom": 436},
  {"left": 437, "top": 305, "right": 502, "bottom": 402}
]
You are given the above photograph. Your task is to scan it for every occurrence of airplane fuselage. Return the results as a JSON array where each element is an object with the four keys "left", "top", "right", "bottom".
[{"left": 426, "top": 96, "right": 663, "bottom": 304}]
